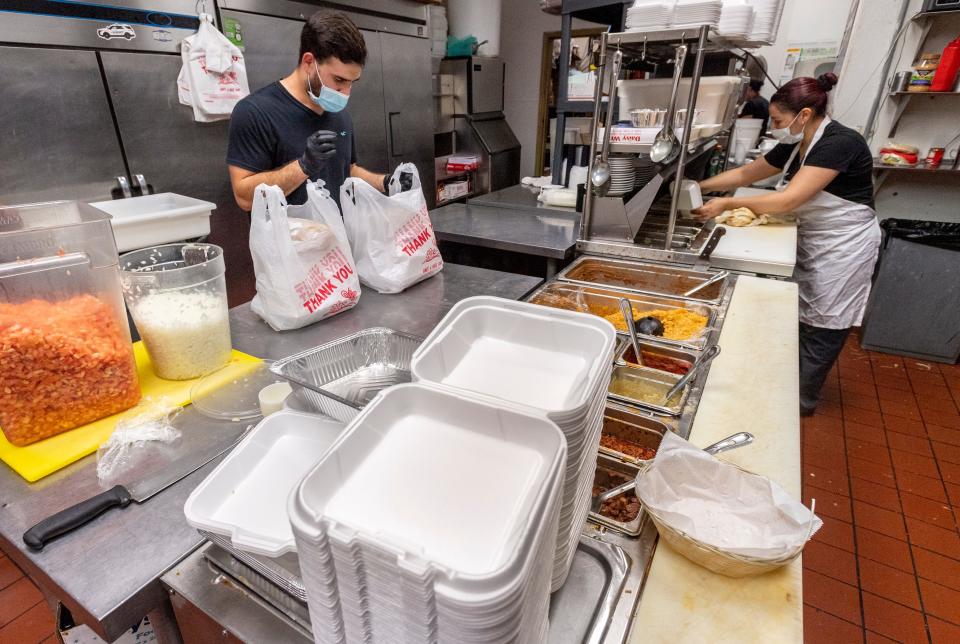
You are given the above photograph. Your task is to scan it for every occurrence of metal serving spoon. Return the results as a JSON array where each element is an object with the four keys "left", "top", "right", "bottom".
[
  {"left": 683, "top": 271, "right": 729, "bottom": 298},
  {"left": 619, "top": 298, "right": 644, "bottom": 367},
  {"left": 591, "top": 50, "right": 623, "bottom": 195},
  {"left": 591, "top": 430, "right": 756, "bottom": 512},
  {"left": 650, "top": 44, "right": 688, "bottom": 164},
  {"left": 664, "top": 344, "right": 721, "bottom": 402}
]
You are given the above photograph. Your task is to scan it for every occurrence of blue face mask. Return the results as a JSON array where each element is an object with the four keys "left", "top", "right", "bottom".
[{"left": 307, "top": 61, "right": 349, "bottom": 113}]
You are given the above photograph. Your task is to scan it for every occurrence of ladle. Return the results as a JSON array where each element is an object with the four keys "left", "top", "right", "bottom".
[
  {"left": 590, "top": 49, "right": 623, "bottom": 195},
  {"left": 649, "top": 44, "right": 688, "bottom": 164}
]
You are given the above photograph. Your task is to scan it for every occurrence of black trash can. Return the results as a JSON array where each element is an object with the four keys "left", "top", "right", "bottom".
[{"left": 861, "top": 219, "right": 960, "bottom": 363}]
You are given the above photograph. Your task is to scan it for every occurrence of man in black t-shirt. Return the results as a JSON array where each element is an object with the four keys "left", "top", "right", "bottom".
[
  {"left": 226, "top": 11, "right": 387, "bottom": 210},
  {"left": 739, "top": 79, "right": 770, "bottom": 135}
]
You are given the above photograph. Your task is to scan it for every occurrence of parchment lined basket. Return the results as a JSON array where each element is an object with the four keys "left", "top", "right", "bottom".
[{"left": 636, "top": 459, "right": 818, "bottom": 578}]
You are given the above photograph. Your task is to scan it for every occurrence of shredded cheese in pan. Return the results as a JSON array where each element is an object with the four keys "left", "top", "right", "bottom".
[{"left": 603, "top": 308, "right": 707, "bottom": 340}]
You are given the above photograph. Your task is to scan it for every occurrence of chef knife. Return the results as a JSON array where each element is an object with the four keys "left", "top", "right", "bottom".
[{"left": 23, "top": 412, "right": 249, "bottom": 551}]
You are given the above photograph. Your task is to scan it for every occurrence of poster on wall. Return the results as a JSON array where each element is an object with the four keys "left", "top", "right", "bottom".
[{"left": 780, "top": 41, "right": 839, "bottom": 84}]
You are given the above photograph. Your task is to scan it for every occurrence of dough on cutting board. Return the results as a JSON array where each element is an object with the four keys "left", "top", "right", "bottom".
[{"left": 716, "top": 207, "right": 769, "bottom": 227}]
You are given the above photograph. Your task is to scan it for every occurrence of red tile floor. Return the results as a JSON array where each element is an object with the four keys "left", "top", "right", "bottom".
[
  {"left": 803, "top": 331, "right": 960, "bottom": 643},
  {"left": 2, "top": 332, "right": 960, "bottom": 643}
]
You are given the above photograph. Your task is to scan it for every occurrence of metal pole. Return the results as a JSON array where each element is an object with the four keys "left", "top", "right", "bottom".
[
  {"left": 580, "top": 31, "right": 609, "bottom": 243},
  {"left": 665, "top": 26, "right": 709, "bottom": 251},
  {"left": 552, "top": 12, "right": 574, "bottom": 185}
]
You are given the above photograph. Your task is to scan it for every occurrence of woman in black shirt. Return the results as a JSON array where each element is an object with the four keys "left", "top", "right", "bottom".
[{"left": 694, "top": 73, "right": 881, "bottom": 416}]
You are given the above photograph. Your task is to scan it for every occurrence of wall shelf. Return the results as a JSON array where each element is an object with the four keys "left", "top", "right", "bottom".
[
  {"left": 911, "top": 8, "right": 960, "bottom": 22},
  {"left": 888, "top": 91, "right": 960, "bottom": 97},
  {"left": 873, "top": 160, "right": 960, "bottom": 192}
]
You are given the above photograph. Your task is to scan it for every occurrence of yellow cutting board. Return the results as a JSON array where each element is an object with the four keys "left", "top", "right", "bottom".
[{"left": 0, "top": 342, "right": 262, "bottom": 482}]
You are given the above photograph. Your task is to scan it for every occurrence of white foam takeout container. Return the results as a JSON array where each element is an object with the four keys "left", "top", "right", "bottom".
[{"left": 183, "top": 409, "right": 345, "bottom": 558}]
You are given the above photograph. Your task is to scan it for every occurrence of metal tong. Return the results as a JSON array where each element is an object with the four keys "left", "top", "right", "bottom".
[{"left": 591, "top": 431, "right": 755, "bottom": 512}]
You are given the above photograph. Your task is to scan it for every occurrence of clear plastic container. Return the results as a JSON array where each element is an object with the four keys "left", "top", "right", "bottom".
[
  {"left": 0, "top": 201, "right": 141, "bottom": 446},
  {"left": 120, "top": 243, "right": 232, "bottom": 381}
]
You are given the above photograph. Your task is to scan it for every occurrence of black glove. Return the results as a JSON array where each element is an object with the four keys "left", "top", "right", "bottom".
[
  {"left": 383, "top": 169, "right": 415, "bottom": 193},
  {"left": 299, "top": 130, "right": 337, "bottom": 177}
]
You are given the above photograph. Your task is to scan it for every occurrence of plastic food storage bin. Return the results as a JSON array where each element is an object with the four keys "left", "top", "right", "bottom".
[
  {"left": 0, "top": 201, "right": 141, "bottom": 446},
  {"left": 120, "top": 243, "right": 232, "bottom": 381},
  {"left": 89, "top": 192, "right": 215, "bottom": 253}
]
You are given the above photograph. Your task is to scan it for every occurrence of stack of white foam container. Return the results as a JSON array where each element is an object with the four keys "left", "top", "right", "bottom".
[
  {"left": 290, "top": 384, "right": 567, "bottom": 644},
  {"left": 410, "top": 296, "right": 617, "bottom": 590}
]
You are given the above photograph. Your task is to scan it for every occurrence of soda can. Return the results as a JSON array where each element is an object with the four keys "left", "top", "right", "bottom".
[{"left": 926, "top": 147, "right": 945, "bottom": 168}]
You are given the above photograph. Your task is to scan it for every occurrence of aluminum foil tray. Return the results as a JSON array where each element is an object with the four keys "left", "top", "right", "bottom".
[{"left": 270, "top": 328, "right": 422, "bottom": 423}]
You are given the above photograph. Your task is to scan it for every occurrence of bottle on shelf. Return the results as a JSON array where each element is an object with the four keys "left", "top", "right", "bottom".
[{"left": 931, "top": 35, "right": 960, "bottom": 93}]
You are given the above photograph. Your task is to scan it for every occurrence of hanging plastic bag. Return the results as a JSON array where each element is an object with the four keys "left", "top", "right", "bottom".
[
  {"left": 250, "top": 181, "right": 361, "bottom": 331},
  {"left": 340, "top": 164, "right": 444, "bottom": 294},
  {"left": 178, "top": 13, "right": 249, "bottom": 123}
]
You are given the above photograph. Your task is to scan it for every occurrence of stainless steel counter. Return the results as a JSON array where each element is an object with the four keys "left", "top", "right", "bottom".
[
  {"left": 231, "top": 263, "right": 541, "bottom": 360},
  {"left": 431, "top": 202, "right": 580, "bottom": 262},
  {"left": 468, "top": 183, "right": 579, "bottom": 216},
  {"left": 0, "top": 263, "right": 541, "bottom": 642},
  {"left": 162, "top": 536, "right": 630, "bottom": 644}
]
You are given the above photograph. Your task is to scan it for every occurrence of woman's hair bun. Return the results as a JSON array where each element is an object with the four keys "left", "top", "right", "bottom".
[{"left": 817, "top": 72, "right": 839, "bottom": 92}]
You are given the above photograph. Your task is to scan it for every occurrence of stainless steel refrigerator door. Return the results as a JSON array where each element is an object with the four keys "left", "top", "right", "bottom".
[
  {"left": 99, "top": 51, "right": 254, "bottom": 305},
  {"left": 350, "top": 31, "right": 389, "bottom": 173},
  {"left": 380, "top": 32, "right": 436, "bottom": 206},
  {"left": 0, "top": 46, "right": 127, "bottom": 204}
]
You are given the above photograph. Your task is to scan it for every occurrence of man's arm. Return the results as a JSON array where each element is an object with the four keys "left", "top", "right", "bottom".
[
  {"left": 351, "top": 164, "right": 388, "bottom": 193},
  {"left": 229, "top": 162, "right": 307, "bottom": 211}
]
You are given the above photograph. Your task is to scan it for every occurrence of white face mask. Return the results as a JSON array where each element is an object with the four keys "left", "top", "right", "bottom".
[{"left": 770, "top": 112, "right": 804, "bottom": 144}]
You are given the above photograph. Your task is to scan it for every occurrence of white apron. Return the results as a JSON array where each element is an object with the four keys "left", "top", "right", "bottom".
[{"left": 777, "top": 118, "right": 881, "bottom": 329}]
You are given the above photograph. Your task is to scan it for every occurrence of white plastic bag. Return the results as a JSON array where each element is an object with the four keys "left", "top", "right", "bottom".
[
  {"left": 340, "top": 164, "right": 444, "bottom": 294},
  {"left": 178, "top": 13, "right": 249, "bottom": 123},
  {"left": 250, "top": 181, "right": 361, "bottom": 331},
  {"left": 97, "top": 400, "right": 181, "bottom": 485}
]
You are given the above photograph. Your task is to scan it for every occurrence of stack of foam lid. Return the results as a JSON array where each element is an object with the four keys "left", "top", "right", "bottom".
[
  {"left": 289, "top": 384, "right": 567, "bottom": 643},
  {"left": 410, "top": 296, "right": 618, "bottom": 590}
]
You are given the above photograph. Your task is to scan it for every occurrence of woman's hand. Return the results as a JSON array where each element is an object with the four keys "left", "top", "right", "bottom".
[{"left": 691, "top": 197, "right": 730, "bottom": 221}]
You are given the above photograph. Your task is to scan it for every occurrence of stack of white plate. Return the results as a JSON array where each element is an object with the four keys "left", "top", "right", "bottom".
[
  {"left": 625, "top": 1, "right": 674, "bottom": 31},
  {"left": 290, "top": 384, "right": 567, "bottom": 644},
  {"left": 608, "top": 156, "right": 637, "bottom": 196},
  {"left": 671, "top": 0, "right": 722, "bottom": 29},
  {"left": 717, "top": 1, "right": 754, "bottom": 37},
  {"left": 410, "top": 296, "right": 618, "bottom": 591},
  {"left": 746, "top": 0, "right": 784, "bottom": 42},
  {"left": 635, "top": 155, "right": 659, "bottom": 190}
]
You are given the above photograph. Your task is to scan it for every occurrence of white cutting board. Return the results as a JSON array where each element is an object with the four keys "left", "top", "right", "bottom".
[{"left": 709, "top": 188, "right": 797, "bottom": 277}]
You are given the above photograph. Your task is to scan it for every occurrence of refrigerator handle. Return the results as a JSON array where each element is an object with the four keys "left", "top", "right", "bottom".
[
  {"left": 116, "top": 176, "right": 132, "bottom": 199},
  {"left": 388, "top": 112, "right": 403, "bottom": 158}
]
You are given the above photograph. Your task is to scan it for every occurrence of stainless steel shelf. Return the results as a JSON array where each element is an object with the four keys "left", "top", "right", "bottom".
[
  {"left": 437, "top": 191, "right": 476, "bottom": 206},
  {"left": 606, "top": 28, "right": 773, "bottom": 49}
]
